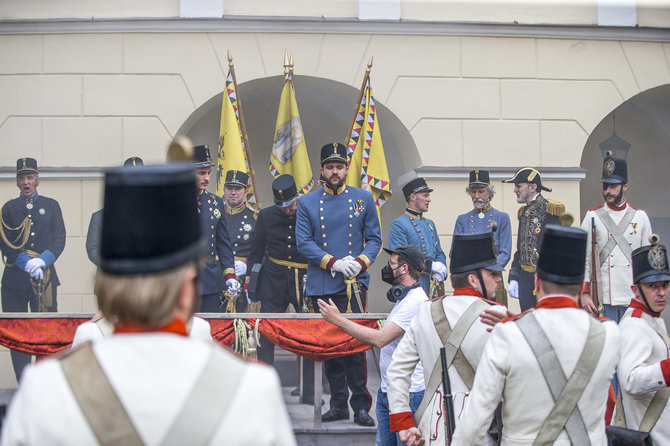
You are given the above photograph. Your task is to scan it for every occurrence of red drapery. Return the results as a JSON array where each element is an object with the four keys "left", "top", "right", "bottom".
[{"left": 0, "top": 318, "right": 379, "bottom": 361}]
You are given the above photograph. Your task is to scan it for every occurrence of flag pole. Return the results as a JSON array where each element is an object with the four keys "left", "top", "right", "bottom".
[
  {"left": 227, "top": 50, "right": 261, "bottom": 208},
  {"left": 344, "top": 57, "right": 373, "bottom": 150},
  {"left": 284, "top": 50, "right": 291, "bottom": 80}
]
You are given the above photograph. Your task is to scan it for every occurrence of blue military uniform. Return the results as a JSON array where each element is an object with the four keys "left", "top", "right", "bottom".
[
  {"left": 388, "top": 209, "right": 446, "bottom": 295},
  {"left": 296, "top": 143, "right": 382, "bottom": 422},
  {"left": 1, "top": 158, "right": 66, "bottom": 381},
  {"left": 198, "top": 190, "right": 236, "bottom": 311},
  {"left": 453, "top": 205, "right": 512, "bottom": 269}
]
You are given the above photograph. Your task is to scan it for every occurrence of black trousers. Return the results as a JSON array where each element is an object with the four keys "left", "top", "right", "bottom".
[
  {"left": 312, "top": 292, "right": 372, "bottom": 412},
  {"left": 1, "top": 285, "right": 57, "bottom": 382},
  {"left": 257, "top": 283, "right": 314, "bottom": 400},
  {"left": 518, "top": 270, "right": 537, "bottom": 311}
]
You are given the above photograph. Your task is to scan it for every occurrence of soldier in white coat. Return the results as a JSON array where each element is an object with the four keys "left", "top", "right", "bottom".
[
  {"left": 613, "top": 235, "right": 670, "bottom": 444},
  {"left": 453, "top": 225, "right": 619, "bottom": 446},
  {"left": 580, "top": 152, "right": 652, "bottom": 322},
  {"left": 2, "top": 163, "right": 295, "bottom": 446},
  {"left": 386, "top": 231, "right": 507, "bottom": 446}
]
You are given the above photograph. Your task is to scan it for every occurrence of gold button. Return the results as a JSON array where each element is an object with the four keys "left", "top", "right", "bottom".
[
  {"left": 288, "top": 244, "right": 292, "bottom": 248},
  {"left": 322, "top": 234, "right": 326, "bottom": 238},
  {"left": 320, "top": 208, "right": 323, "bottom": 211},
  {"left": 30, "top": 232, "right": 34, "bottom": 236},
  {"left": 289, "top": 225, "right": 293, "bottom": 229},
  {"left": 349, "top": 234, "right": 352, "bottom": 237},
  {"left": 288, "top": 235, "right": 292, "bottom": 239},
  {"left": 349, "top": 207, "right": 353, "bottom": 210},
  {"left": 209, "top": 208, "right": 212, "bottom": 211},
  {"left": 348, "top": 251, "right": 352, "bottom": 254},
  {"left": 323, "top": 243, "right": 327, "bottom": 247},
  {"left": 348, "top": 199, "right": 352, "bottom": 202},
  {"left": 210, "top": 216, "right": 214, "bottom": 220},
  {"left": 320, "top": 200, "right": 323, "bottom": 204},
  {"left": 211, "top": 225, "right": 214, "bottom": 229},
  {"left": 349, "top": 224, "right": 352, "bottom": 228},
  {"left": 349, "top": 215, "right": 353, "bottom": 219},
  {"left": 320, "top": 216, "right": 324, "bottom": 220},
  {"left": 348, "top": 242, "right": 352, "bottom": 245},
  {"left": 288, "top": 255, "right": 292, "bottom": 259},
  {"left": 321, "top": 225, "right": 325, "bottom": 229}
]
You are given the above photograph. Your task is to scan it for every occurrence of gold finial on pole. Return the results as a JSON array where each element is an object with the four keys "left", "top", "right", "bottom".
[
  {"left": 289, "top": 53, "right": 294, "bottom": 75},
  {"left": 366, "top": 56, "right": 373, "bottom": 73},
  {"left": 344, "top": 55, "right": 374, "bottom": 149},
  {"left": 227, "top": 49, "right": 233, "bottom": 67}
]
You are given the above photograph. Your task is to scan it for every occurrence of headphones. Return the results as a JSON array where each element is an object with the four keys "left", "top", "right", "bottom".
[{"left": 387, "top": 282, "right": 421, "bottom": 303}]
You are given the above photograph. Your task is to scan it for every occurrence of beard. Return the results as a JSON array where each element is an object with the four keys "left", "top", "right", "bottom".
[
  {"left": 604, "top": 188, "right": 624, "bottom": 205},
  {"left": 324, "top": 175, "right": 344, "bottom": 189},
  {"left": 473, "top": 199, "right": 488, "bottom": 210}
]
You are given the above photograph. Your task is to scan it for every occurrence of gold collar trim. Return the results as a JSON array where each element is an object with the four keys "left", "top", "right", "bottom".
[
  {"left": 225, "top": 203, "right": 246, "bottom": 215},
  {"left": 324, "top": 184, "right": 346, "bottom": 195}
]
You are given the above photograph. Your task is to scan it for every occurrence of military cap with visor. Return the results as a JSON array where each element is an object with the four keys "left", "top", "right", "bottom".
[
  {"left": 192, "top": 145, "right": 213, "bottom": 168},
  {"left": 601, "top": 151, "right": 627, "bottom": 184},
  {"left": 632, "top": 235, "right": 670, "bottom": 284},
  {"left": 503, "top": 167, "right": 552, "bottom": 192},
  {"left": 383, "top": 245, "right": 426, "bottom": 273},
  {"left": 224, "top": 169, "right": 249, "bottom": 188},
  {"left": 468, "top": 169, "right": 490, "bottom": 189},
  {"left": 99, "top": 163, "right": 203, "bottom": 275},
  {"left": 272, "top": 174, "right": 299, "bottom": 208},
  {"left": 16, "top": 158, "right": 38, "bottom": 175},
  {"left": 320, "top": 142, "right": 348, "bottom": 166},
  {"left": 402, "top": 177, "right": 433, "bottom": 200}
]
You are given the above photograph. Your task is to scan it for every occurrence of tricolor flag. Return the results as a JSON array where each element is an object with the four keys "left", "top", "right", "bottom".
[
  {"left": 346, "top": 77, "right": 391, "bottom": 221},
  {"left": 217, "top": 70, "right": 255, "bottom": 203},
  {"left": 270, "top": 72, "right": 313, "bottom": 194}
]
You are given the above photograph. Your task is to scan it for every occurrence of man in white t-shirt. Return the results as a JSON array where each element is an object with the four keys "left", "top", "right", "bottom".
[{"left": 318, "top": 245, "right": 428, "bottom": 445}]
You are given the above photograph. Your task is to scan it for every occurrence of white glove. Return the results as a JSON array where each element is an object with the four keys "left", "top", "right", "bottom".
[
  {"left": 234, "top": 260, "right": 247, "bottom": 277},
  {"left": 25, "top": 258, "right": 45, "bottom": 277},
  {"left": 331, "top": 259, "right": 348, "bottom": 277},
  {"left": 342, "top": 258, "right": 362, "bottom": 279},
  {"left": 30, "top": 266, "right": 43, "bottom": 281},
  {"left": 226, "top": 278, "right": 241, "bottom": 297},
  {"left": 431, "top": 261, "right": 447, "bottom": 282},
  {"left": 508, "top": 280, "right": 519, "bottom": 298}
]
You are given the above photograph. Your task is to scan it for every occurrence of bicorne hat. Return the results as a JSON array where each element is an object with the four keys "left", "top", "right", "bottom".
[
  {"left": 100, "top": 164, "right": 203, "bottom": 275},
  {"left": 503, "top": 167, "right": 552, "bottom": 192}
]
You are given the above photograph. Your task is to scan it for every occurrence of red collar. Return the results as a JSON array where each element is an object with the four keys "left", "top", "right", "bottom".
[
  {"left": 536, "top": 295, "right": 579, "bottom": 309},
  {"left": 114, "top": 318, "right": 189, "bottom": 336},
  {"left": 453, "top": 287, "right": 483, "bottom": 298},
  {"left": 606, "top": 200, "right": 627, "bottom": 212},
  {"left": 629, "top": 298, "right": 661, "bottom": 318}
]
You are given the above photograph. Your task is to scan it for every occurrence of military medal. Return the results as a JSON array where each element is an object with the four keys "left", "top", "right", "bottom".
[
  {"left": 26, "top": 202, "right": 33, "bottom": 210},
  {"left": 39, "top": 208, "right": 45, "bottom": 215},
  {"left": 478, "top": 212, "right": 484, "bottom": 219}
]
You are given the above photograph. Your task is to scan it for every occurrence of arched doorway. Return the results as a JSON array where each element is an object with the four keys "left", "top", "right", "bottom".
[
  {"left": 580, "top": 84, "right": 670, "bottom": 323},
  {"left": 177, "top": 75, "right": 421, "bottom": 311}
]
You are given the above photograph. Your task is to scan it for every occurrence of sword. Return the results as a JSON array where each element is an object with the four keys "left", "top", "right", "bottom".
[{"left": 351, "top": 281, "right": 381, "bottom": 378}]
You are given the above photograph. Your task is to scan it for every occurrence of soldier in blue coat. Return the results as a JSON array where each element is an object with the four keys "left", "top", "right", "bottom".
[
  {"left": 192, "top": 145, "right": 239, "bottom": 312},
  {"left": 296, "top": 142, "right": 382, "bottom": 427},
  {"left": 453, "top": 170, "right": 512, "bottom": 270},
  {"left": 388, "top": 177, "right": 447, "bottom": 297},
  {"left": 1, "top": 158, "right": 66, "bottom": 381}
]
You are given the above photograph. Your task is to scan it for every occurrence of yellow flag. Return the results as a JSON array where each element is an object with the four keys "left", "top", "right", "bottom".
[
  {"left": 217, "top": 70, "right": 255, "bottom": 203},
  {"left": 270, "top": 73, "right": 313, "bottom": 193},
  {"left": 346, "top": 77, "right": 391, "bottom": 220}
]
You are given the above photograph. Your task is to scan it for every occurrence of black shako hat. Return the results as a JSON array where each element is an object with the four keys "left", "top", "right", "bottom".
[
  {"left": 536, "top": 225, "right": 586, "bottom": 284},
  {"left": 100, "top": 164, "right": 203, "bottom": 275},
  {"left": 450, "top": 232, "right": 502, "bottom": 273},
  {"left": 193, "top": 145, "right": 213, "bottom": 168},
  {"left": 503, "top": 167, "right": 552, "bottom": 192},
  {"left": 632, "top": 235, "right": 670, "bottom": 284},
  {"left": 224, "top": 170, "right": 248, "bottom": 188},
  {"left": 402, "top": 178, "right": 433, "bottom": 200},
  {"left": 383, "top": 245, "right": 426, "bottom": 272},
  {"left": 123, "top": 157, "right": 144, "bottom": 168},
  {"left": 320, "top": 142, "right": 347, "bottom": 166},
  {"left": 469, "top": 169, "right": 490, "bottom": 188},
  {"left": 16, "top": 158, "right": 38, "bottom": 175},
  {"left": 272, "top": 174, "right": 299, "bottom": 208},
  {"left": 601, "top": 151, "right": 628, "bottom": 184}
]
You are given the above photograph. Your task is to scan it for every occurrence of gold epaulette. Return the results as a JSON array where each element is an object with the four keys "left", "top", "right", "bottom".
[
  {"left": 546, "top": 199, "right": 565, "bottom": 217},
  {"left": 517, "top": 206, "right": 525, "bottom": 219}
]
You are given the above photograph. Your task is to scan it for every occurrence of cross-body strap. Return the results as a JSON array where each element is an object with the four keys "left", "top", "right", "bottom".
[
  {"left": 61, "top": 342, "right": 246, "bottom": 446},
  {"left": 60, "top": 343, "right": 144, "bottom": 446},
  {"left": 615, "top": 311, "right": 670, "bottom": 432},
  {"left": 413, "top": 298, "right": 488, "bottom": 425},
  {"left": 160, "top": 346, "right": 245, "bottom": 446},
  {"left": 595, "top": 206, "right": 636, "bottom": 264},
  {"left": 516, "top": 313, "right": 605, "bottom": 446}
]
